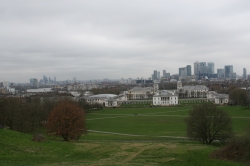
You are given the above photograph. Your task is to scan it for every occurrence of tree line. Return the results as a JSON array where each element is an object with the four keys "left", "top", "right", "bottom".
[{"left": 0, "top": 96, "right": 101, "bottom": 133}]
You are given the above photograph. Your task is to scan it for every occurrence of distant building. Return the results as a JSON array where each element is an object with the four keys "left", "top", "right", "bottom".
[
  {"left": 179, "top": 65, "right": 192, "bottom": 80},
  {"left": 199, "top": 62, "right": 207, "bottom": 75},
  {"left": 127, "top": 78, "right": 132, "bottom": 84},
  {"left": 217, "top": 69, "right": 225, "bottom": 79},
  {"left": 84, "top": 94, "right": 127, "bottom": 107},
  {"left": 163, "top": 70, "right": 166, "bottom": 78},
  {"left": 194, "top": 61, "right": 200, "bottom": 76},
  {"left": 120, "top": 78, "right": 125, "bottom": 84},
  {"left": 177, "top": 81, "right": 208, "bottom": 98},
  {"left": 179, "top": 67, "right": 186, "bottom": 79},
  {"left": 243, "top": 68, "right": 247, "bottom": 79},
  {"left": 186, "top": 65, "right": 192, "bottom": 76},
  {"left": 207, "top": 62, "right": 214, "bottom": 74},
  {"left": 157, "top": 71, "right": 160, "bottom": 79},
  {"left": 30, "top": 78, "right": 38, "bottom": 88},
  {"left": 153, "top": 90, "right": 178, "bottom": 106},
  {"left": 207, "top": 91, "right": 229, "bottom": 105},
  {"left": 127, "top": 87, "right": 154, "bottom": 100},
  {"left": 165, "top": 73, "right": 170, "bottom": 78},
  {"left": 153, "top": 70, "right": 157, "bottom": 80},
  {"left": 224, "top": 65, "right": 233, "bottom": 78}
]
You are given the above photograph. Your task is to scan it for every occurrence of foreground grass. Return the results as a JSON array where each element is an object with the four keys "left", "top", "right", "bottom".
[{"left": 0, "top": 129, "right": 244, "bottom": 166}]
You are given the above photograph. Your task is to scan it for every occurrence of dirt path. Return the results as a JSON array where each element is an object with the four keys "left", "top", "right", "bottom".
[{"left": 88, "top": 129, "right": 189, "bottom": 139}]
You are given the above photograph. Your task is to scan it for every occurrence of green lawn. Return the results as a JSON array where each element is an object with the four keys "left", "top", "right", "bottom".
[
  {"left": 0, "top": 129, "right": 244, "bottom": 166},
  {"left": 85, "top": 105, "right": 250, "bottom": 140}
]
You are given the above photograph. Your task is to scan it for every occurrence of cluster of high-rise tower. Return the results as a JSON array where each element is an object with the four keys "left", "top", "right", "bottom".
[{"left": 152, "top": 61, "right": 247, "bottom": 81}]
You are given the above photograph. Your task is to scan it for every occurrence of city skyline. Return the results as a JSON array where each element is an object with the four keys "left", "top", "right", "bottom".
[{"left": 1, "top": 1, "right": 250, "bottom": 82}]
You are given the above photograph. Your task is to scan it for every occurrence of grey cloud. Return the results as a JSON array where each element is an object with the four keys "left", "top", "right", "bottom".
[{"left": 1, "top": 0, "right": 250, "bottom": 82}]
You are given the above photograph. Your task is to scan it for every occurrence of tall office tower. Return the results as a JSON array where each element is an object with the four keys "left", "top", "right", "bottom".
[
  {"left": 43, "top": 75, "right": 46, "bottom": 83},
  {"left": 49, "top": 77, "right": 51, "bottom": 83},
  {"left": 186, "top": 65, "right": 191, "bottom": 76},
  {"left": 199, "top": 62, "right": 207, "bottom": 74},
  {"left": 194, "top": 61, "right": 200, "bottom": 76},
  {"left": 30, "top": 78, "right": 38, "bottom": 88},
  {"left": 73, "top": 77, "right": 76, "bottom": 82},
  {"left": 54, "top": 76, "right": 56, "bottom": 83},
  {"left": 153, "top": 70, "right": 157, "bottom": 80},
  {"left": 163, "top": 70, "right": 166, "bottom": 78},
  {"left": 157, "top": 71, "right": 160, "bottom": 79},
  {"left": 217, "top": 69, "right": 225, "bottom": 79},
  {"left": 207, "top": 62, "right": 214, "bottom": 74},
  {"left": 224, "top": 65, "right": 233, "bottom": 78},
  {"left": 243, "top": 68, "right": 247, "bottom": 79},
  {"left": 179, "top": 67, "right": 188, "bottom": 80}
]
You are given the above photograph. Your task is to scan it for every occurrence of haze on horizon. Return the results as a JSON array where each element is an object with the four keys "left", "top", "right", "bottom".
[{"left": 1, "top": 0, "right": 250, "bottom": 83}]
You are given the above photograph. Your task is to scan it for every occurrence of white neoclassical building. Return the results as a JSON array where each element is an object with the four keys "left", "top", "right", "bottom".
[
  {"left": 126, "top": 87, "right": 154, "bottom": 100},
  {"left": 207, "top": 91, "right": 229, "bottom": 105},
  {"left": 153, "top": 90, "right": 179, "bottom": 106},
  {"left": 84, "top": 94, "right": 127, "bottom": 107},
  {"left": 178, "top": 81, "right": 209, "bottom": 98}
]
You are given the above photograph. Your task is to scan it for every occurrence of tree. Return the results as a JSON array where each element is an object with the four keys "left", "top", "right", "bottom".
[
  {"left": 46, "top": 100, "right": 86, "bottom": 141},
  {"left": 229, "top": 88, "right": 248, "bottom": 106},
  {"left": 1, "top": 97, "right": 22, "bottom": 130},
  {"left": 185, "top": 103, "right": 232, "bottom": 144}
]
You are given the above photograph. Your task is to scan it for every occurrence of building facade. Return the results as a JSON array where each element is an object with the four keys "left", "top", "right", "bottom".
[{"left": 153, "top": 90, "right": 178, "bottom": 106}]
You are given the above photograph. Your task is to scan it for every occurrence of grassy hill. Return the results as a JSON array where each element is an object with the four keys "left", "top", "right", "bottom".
[
  {"left": 0, "top": 129, "right": 245, "bottom": 166},
  {"left": 0, "top": 105, "right": 249, "bottom": 165}
]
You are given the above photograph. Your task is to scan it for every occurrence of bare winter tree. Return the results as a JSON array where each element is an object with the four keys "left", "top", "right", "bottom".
[
  {"left": 46, "top": 100, "right": 86, "bottom": 141},
  {"left": 185, "top": 103, "right": 232, "bottom": 144}
]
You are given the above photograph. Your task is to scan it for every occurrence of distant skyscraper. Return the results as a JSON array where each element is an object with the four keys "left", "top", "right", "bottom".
[
  {"left": 179, "top": 67, "right": 186, "bottom": 79},
  {"left": 163, "top": 70, "right": 166, "bottom": 78},
  {"left": 186, "top": 65, "right": 191, "bottom": 76},
  {"left": 243, "top": 68, "right": 247, "bottom": 79},
  {"left": 54, "top": 76, "right": 56, "bottom": 83},
  {"left": 157, "top": 71, "right": 160, "bottom": 79},
  {"left": 30, "top": 78, "right": 38, "bottom": 88},
  {"left": 207, "top": 62, "right": 214, "bottom": 74},
  {"left": 217, "top": 69, "right": 225, "bottom": 79},
  {"left": 224, "top": 65, "right": 233, "bottom": 78},
  {"left": 153, "top": 70, "right": 157, "bottom": 80},
  {"left": 179, "top": 65, "right": 191, "bottom": 79},
  {"left": 199, "top": 62, "right": 207, "bottom": 74},
  {"left": 73, "top": 77, "right": 76, "bottom": 82},
  {"left": 194, "top": 61, "right": 199, "bottom": 76}
]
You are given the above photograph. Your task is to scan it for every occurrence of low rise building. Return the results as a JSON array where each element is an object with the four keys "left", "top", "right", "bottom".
[
  {"left": 153, "top": 90, "right": 178, "bottom": 106},
  {"left": 84, "top": 94, "right": 127, "bottom": 107},
  {"left": 207, "top": 91, "right": 229, "bottom": 105},
  {"left": 126, "top": 87, "right": 154, "bottom": 100},
  {"left": 178, "top": 81, "right": 209, "bottom": 98}
]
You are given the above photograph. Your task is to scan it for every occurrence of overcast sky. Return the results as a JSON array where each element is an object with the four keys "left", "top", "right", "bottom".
[{"left": 1, "top": 0, "right": 250, "bottom": 83}]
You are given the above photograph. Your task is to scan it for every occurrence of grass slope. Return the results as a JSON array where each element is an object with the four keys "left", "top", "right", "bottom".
[{"left": 0, "top": 129, "right": 244, "bottom": 166}]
